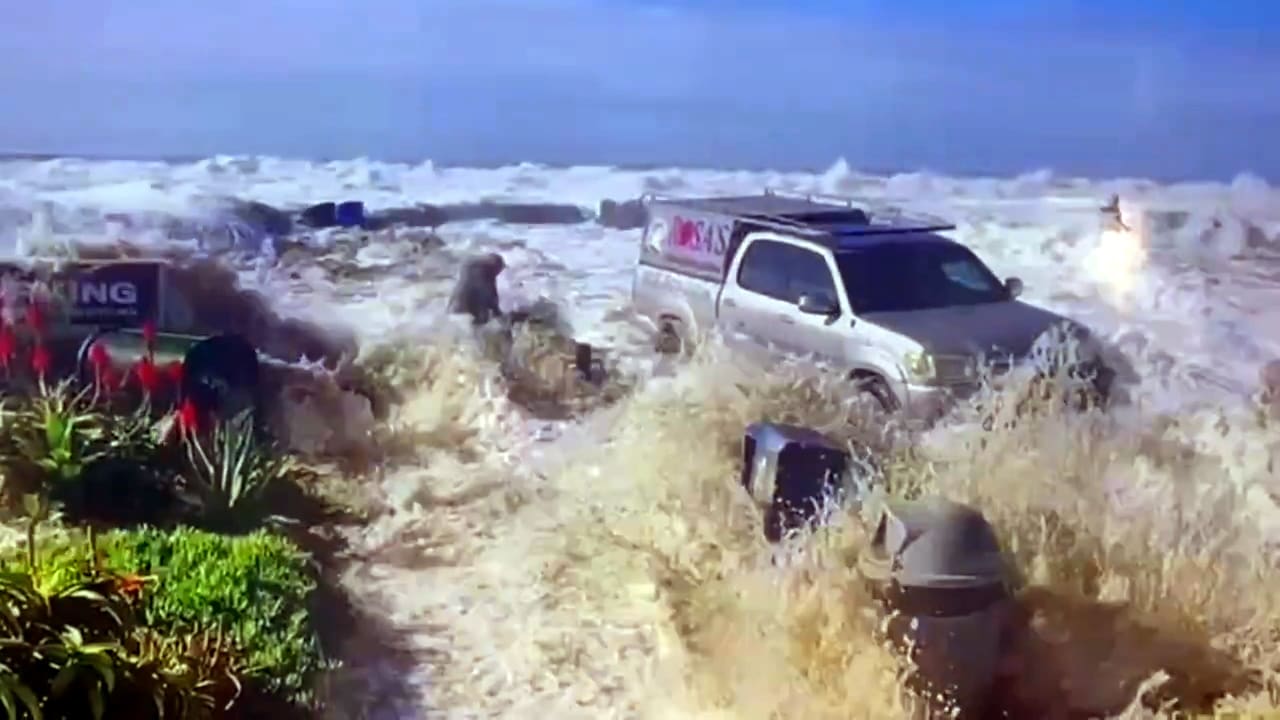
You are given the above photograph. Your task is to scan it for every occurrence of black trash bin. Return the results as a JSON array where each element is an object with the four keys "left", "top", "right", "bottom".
[
  {"left": 740, "top": 422, "right": 852, "bottom": 542},
  {"left": 180, "top": 334, "right": 261, "bottom": 422},
  {"left": 857, "top": 497, "right": 1011, "bottom": 717}
]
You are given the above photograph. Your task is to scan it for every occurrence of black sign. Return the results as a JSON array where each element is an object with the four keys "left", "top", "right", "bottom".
[{"left": 0, "top": 261, "right": 163, "bottom": 328}]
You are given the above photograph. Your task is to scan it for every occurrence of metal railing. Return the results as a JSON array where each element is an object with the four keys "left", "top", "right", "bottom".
[
  {"left": 641, "top": 190, "right": 957, "bottom": 238},
  {"left": 640, "top": 193, "right": 833, "bottom": 237}
]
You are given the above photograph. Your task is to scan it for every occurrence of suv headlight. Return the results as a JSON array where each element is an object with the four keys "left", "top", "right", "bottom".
[{"left": 903, "top": 351, "right": 936, "bottom": 383}]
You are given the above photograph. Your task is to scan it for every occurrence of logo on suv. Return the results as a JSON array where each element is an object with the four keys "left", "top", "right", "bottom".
[{"left": 645, "top": 220, "right": 668, "bottom": 252}]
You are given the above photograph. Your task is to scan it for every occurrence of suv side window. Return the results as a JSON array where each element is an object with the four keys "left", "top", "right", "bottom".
[
  {"left": 737, "top": 240, "right": 790, "bottom": 299},
  {"left": 737, "top": 240, "right": 839, "bottom": 305},
  {"left": 784, "top": 245, "right": 838, "bottom": 304}
]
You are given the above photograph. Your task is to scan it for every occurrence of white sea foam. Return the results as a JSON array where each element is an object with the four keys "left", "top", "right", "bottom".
[
  {"left": 5, "top": 156, "right": 1277, "bottom": 398},
  {"left": 2, "top": 155, "right": 1279, "bottom": 718}
]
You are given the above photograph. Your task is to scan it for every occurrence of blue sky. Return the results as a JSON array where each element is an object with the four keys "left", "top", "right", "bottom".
[{"left": 1, "top": 0, "right": 1276, "bottom": 180}]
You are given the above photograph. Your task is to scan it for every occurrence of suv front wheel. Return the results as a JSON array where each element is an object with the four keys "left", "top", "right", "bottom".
[{"left": 853, "top": 373, "right": 900, "bottom": 414}]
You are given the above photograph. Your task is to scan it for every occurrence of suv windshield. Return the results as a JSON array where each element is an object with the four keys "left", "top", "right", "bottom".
[{"left": 834, "top": 240, "right": 1008, "bottom": 313}]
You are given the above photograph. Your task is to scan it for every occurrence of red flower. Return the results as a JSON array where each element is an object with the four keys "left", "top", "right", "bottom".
[
  {"left": 24, "top": 302, "right": 44, "bottom": 335},
  {"left": 141, "top": 320, "right": 157, "bottom": 352},
  {"left": 0, "top": 323, "right": 13, "bottom": 371},
  {"left": 177, "top": 398, "right": 200, "bottom": 436},
  {"left": 100, "top": 366, "right": 121, "bottom": 392},
  {"left": 30, "top": 342, "right": 50, "bottom": 379},
  {"left": 135, "top": 355, "right": 161, "bottom": 394},
  {"left": 112, "top": 572, "right": 150, "bottom": 601},
  {"left": 166, "top": 361, "right": 184, "bottom": 386},
  {"left": 88, "top": 342, "right": 111, "bottom": 371},
  {"left": 87, "top": 341, "right": 113, "bottom": 392}
]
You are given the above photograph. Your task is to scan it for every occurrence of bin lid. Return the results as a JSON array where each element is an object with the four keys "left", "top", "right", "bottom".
[
  {"left": 745, "top": 422, "right": 844, "bottom": 455},
  {"left": 858, "top": 496, "right": 1006, "bottom": 589}
]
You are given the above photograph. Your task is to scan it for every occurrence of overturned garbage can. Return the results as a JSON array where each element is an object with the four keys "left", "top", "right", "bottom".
[
  {"left": 741, "top": 422, "right": 858, "bottom": 542},
  {"left": 857, "top": 497, "right": 1011, "bottom": 718},
  {"left": 77, "top": 329, "right": 261, "bottom": 422}
]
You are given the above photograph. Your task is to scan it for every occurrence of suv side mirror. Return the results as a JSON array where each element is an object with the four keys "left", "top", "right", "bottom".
[
  {"left": 797, "top": 293, "right": 839, "bottom": 316},
  {"left": 1004, "top": 277, "right": 1023, "bottom": 299}
]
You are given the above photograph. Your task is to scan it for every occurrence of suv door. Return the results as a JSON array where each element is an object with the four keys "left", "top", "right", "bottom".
[
  {"left": 726, "top": 238, "right": 846, "bottom": 361},
  {"left": 719, "top": 238, "right": 789, "bottom": 352},
  {"left": 778, "top": 244, "right": 847, "bottom": 361}
]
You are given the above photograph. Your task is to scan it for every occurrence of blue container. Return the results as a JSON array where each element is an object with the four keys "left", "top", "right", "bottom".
[{"left": 335, "top": 201, "right": 366, "bottom": 228}]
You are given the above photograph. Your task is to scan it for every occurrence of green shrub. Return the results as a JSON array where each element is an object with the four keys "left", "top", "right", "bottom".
[
  {"left": 18, "top": 527, "right": 328, "bottom": 708},
  {"left": 0, "top": 555, "right": 240, "bottom": 719}
]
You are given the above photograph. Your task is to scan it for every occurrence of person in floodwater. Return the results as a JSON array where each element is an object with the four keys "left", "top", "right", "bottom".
[
  {"left": 1100, "top": 193, "right": 1131, "bottom": 232},
  {"left": 448, "top": 252, "right": 506, "bottom": 325},
  {"left": 445, "top": 251, "right": 606, "bottom": 393},
  {"left": 447, "top": 251, "right": 521, "bottom": 366}
]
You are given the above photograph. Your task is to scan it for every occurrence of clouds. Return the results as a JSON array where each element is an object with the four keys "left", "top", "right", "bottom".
[{"left": 0, "top": 0, "right": 1277, "bottom": 178}]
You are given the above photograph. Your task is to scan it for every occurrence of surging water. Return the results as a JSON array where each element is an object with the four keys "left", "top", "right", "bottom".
[
  {"left": 2, "top": 157, "right": 1279, "bottom": 718},
  {"left": 345, "top": 330, "right": 1279, "bottom": 719}
]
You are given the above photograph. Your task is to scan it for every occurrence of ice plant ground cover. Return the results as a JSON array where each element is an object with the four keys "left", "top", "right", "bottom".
[{"left": 0, "top": 297, "right": 329, "bottom": 718}]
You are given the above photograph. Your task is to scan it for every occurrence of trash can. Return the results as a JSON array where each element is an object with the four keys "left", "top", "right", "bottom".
[
  {"left": 740, "top": 422, "right": 853, "bottom": 541},
  {"left": 857, "top": 497, "right": 1011, "bottom": 717},
  {"left": 573, "top": 342, "right": 606, "bottom": 384}
]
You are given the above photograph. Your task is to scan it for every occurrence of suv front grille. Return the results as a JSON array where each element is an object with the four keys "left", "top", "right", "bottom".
[
  {"left": 934, "top": 354, "right": 1016, "bottom": 386},
  {"left": 933, "top": 355, "right": 975, "bottom": 385}
]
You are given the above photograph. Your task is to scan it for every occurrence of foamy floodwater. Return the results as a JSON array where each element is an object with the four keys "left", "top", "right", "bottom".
[{"left": 2, "top": 156, "right": 1280, "bottom": 719}]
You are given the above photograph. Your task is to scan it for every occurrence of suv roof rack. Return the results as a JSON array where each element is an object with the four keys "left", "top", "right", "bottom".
[
  {"left": 761, "top": 187, "right": 860, "bottom": 208},
  {"left": 642, "top": 190, "right": 956, "bottom": 239},
  {"left": 828, "top": 219, "right": 958, "bottom": 238}
]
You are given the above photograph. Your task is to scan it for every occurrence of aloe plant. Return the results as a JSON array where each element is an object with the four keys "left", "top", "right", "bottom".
[
  {"left": 10, "top": 382, "right": 107, "bottom": 488},
  {"left": 100, "top": 404, "right": 162, "bottom": 468},
  {"left": 127, "top": 627, "right": 243, "bottom": 717},
  {"left": 179, "top": 410, "right": 293, "bottom": 529}
]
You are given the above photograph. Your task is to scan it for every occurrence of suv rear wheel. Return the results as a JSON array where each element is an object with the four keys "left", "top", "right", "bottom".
[{"left": 654, "top": 319, "right": 687, "bottom": 356}]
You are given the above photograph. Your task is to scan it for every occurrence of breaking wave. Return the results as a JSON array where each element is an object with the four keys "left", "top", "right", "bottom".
[{"left": 3, "top": 155, "right": 1280, "bottom": 718}]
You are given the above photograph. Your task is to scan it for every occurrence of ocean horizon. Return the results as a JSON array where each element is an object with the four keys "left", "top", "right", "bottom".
[{"left": 1, "top": 147, "right": 1271, "bottom": 186}]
